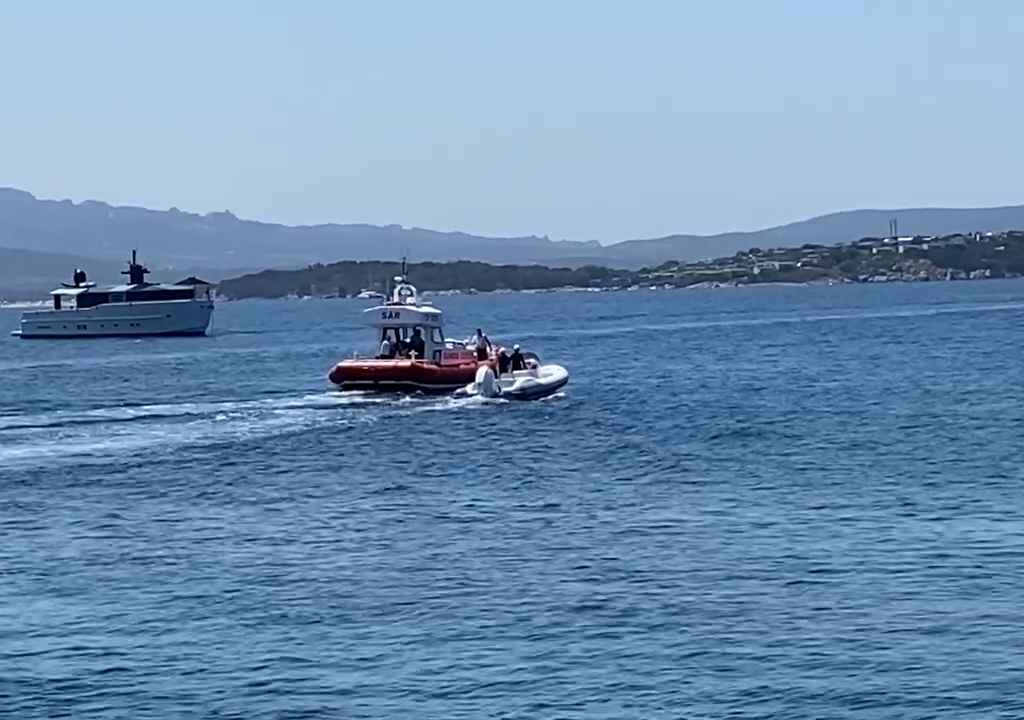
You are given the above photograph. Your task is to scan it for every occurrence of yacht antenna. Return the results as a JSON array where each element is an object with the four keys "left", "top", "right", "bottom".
[{"left": 122, "top": 248, "right": 151, "bottom": 285}]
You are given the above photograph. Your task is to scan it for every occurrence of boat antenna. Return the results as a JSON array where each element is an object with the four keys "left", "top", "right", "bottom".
[{"left": 122, "top": 248, "right": 150, "bottom": 285}]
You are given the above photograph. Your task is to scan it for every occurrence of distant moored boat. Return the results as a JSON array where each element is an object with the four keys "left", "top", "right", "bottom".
[{"left": 11, "top": 251, "right": 215, "bottom": 339}]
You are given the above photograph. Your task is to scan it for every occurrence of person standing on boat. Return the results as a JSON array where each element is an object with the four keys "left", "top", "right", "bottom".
[
  {"left": 379, "top": 333, "right": 393, "bottom": 359},
  {"left": 408, "top": 328, "right": 426, "bottom": 359},
  {"left": 510, "top": 344, "right": 527, "bottom": 372},
  {"left": 473, "top": 328, "right": 492, "bottom": 361},
  {"left": 497, "top": 347, "right": 511, "bottom": 376}
]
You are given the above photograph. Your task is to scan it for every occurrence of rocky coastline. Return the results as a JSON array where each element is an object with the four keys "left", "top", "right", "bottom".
[{"left": 215, "top": 231, "right": 1024, "bottom": 299}]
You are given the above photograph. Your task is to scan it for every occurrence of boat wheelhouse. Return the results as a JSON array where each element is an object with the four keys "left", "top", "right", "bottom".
[{"left": 13, "top": 251, "right": 215, "bottom": 339}]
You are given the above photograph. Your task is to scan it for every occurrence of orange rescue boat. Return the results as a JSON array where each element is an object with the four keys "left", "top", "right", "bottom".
[{"left": 328, "top": 269, "right": 492, "bottom": 393}]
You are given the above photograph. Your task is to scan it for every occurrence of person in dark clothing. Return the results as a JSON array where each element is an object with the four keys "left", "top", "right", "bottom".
[
  {"left": 497, "top": 348, "right": 511, "bottom": 376},
  {"left": 408, "top": 328, "right": 426, "bottom": 359},
  {"left": 510, "top": 344, "right": 527, "bottom": 372}
]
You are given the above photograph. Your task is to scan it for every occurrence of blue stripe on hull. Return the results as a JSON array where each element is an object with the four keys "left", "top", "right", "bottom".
[
  {"left": 17, "top": 329, "right": 208, "bottom": 339},
  {"left": 504, "top": 376, "right": 569, "bottom": 400},
  {"left": 339, "top": 381, "right": 463, "bottom": 394}
]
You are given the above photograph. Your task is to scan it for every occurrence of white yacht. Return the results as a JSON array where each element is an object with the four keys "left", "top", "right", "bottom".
[{"left": 12, "top": 251, "right": 215, "bottom": 339}]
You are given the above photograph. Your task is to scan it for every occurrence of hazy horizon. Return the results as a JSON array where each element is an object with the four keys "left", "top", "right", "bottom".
[
  {"left": 3, "top": 1, "right": 1023, "bottom": 243},
  {"left": 9, "top": 184, "right": 1024, "bottom": 249}
]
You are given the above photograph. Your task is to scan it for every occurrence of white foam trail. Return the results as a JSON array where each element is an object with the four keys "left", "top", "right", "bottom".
[
  {"left": 538, "top": 391, "right": 567, "bottom": 402},
  {"left": 0, "top": 392, "right": 391, "bottom": 432},
  {"left": 0, "top": 410, "right": 332, "bottom": 467},
  {"left": 0, "top": 391, "right": 403, "bottom": 468},
  {"left": 0, "top": 384, "right": 567, "bottom": 470}
]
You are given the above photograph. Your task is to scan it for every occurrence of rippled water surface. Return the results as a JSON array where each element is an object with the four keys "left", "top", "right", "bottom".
[{"left": 3, "top": 282, "right": 1024, "bottom": 718}]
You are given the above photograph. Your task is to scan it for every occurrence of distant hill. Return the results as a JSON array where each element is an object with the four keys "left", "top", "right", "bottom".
[
  {"left": 0, "top": 247, "right": 125, "bottom": 298},
  {"left": 0, "top": 187, "right": 602, "bottom": 270},
  {"left": 0, "top": 246, "right": 248, "bottom": 299},
  {"left": 603, "top": 207, "right": 1024, "bottom": 265},
  {"left": 4, "top": 187, "right": 1024, "bottom": 275}
]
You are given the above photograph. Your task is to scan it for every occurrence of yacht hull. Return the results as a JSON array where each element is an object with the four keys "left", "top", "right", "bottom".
[{"left": 16, "top": 300, "right": 214, "bottom": 339}]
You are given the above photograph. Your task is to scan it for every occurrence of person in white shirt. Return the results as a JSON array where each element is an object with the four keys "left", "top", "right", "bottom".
[
  {"left": 379, "top": 334, "right": 393, "bottom": 358},
  {"left": 473, "top": 328, "right": 492, "bottom": 361}
]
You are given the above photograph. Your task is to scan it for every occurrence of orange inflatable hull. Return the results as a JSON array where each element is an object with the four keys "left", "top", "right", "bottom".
[{"left": 329, "top": 357, "right": 491, "bottom": 393}]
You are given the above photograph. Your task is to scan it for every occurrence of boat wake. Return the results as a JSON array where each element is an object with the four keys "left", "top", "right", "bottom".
[
  {"left": 0, "top": 392, "right": 390, "bottom": 432},
  {"left": 0, "top": 388, "right": 538, "bottom": 470},
  {"left": 414, "top": 394, "right": 511, "bottom": 411}
]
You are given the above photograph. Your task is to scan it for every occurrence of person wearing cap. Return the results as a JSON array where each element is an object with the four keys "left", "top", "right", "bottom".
[{"left": 510, "top": 344, "right": 527, "bottom": 372}]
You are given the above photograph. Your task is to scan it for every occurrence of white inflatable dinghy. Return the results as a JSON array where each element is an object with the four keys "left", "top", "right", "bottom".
[{"left": 460, "top": 361, "right": 569, "bottom": 401}]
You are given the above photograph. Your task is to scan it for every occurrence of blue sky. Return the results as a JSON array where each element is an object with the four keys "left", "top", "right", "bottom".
[{"left": 2, "top": 1, "right": 1022, "bottom": 243}]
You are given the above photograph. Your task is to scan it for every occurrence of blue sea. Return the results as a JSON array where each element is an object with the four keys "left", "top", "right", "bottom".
[{"left": 3, "top": 281, "right": 1024, "bottom": 718}]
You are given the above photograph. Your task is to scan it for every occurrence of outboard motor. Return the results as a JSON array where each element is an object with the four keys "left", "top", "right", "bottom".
[{"left": 474, "top": 365, "right": 501, "bottom": 398}]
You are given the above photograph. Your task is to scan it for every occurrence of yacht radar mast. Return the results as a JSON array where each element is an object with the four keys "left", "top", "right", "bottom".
[{"left": 121, "top": 249, "right": 151, "bottom": 286}]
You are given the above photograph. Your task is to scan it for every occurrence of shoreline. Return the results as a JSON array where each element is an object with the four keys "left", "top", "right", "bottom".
[{"left": 210, "top": 274, "right": 1023, "bottom": 302}]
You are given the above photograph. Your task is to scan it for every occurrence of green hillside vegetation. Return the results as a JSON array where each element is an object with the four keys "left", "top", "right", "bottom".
[
  {"left": 637, "top": 230, "right": 1024, "bottom": 285},
  {"left": 215, "top": 231, "right": 1024, "bottom": 299},
  {"left": 217, "top": 260, "right": 631, "bottom": 299}
]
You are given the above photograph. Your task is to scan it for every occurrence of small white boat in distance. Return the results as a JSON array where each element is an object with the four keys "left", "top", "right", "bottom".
[
  {"left": 12, "top": 251, "right": 215, "bottom": 339},
  {"left": 460, "top": 356, "right": 569, "bottom": 401}
]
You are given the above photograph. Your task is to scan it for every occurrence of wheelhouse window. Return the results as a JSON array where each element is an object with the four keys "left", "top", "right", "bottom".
[
  {"left": 76, "top": 292, "right": 112, "bottom": 309},
  {"left": 125, "top": 288, "right": 193, "bottom": 302},
  {"left": 378, "top": 327, "right": 403, "bottom": 357}
]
